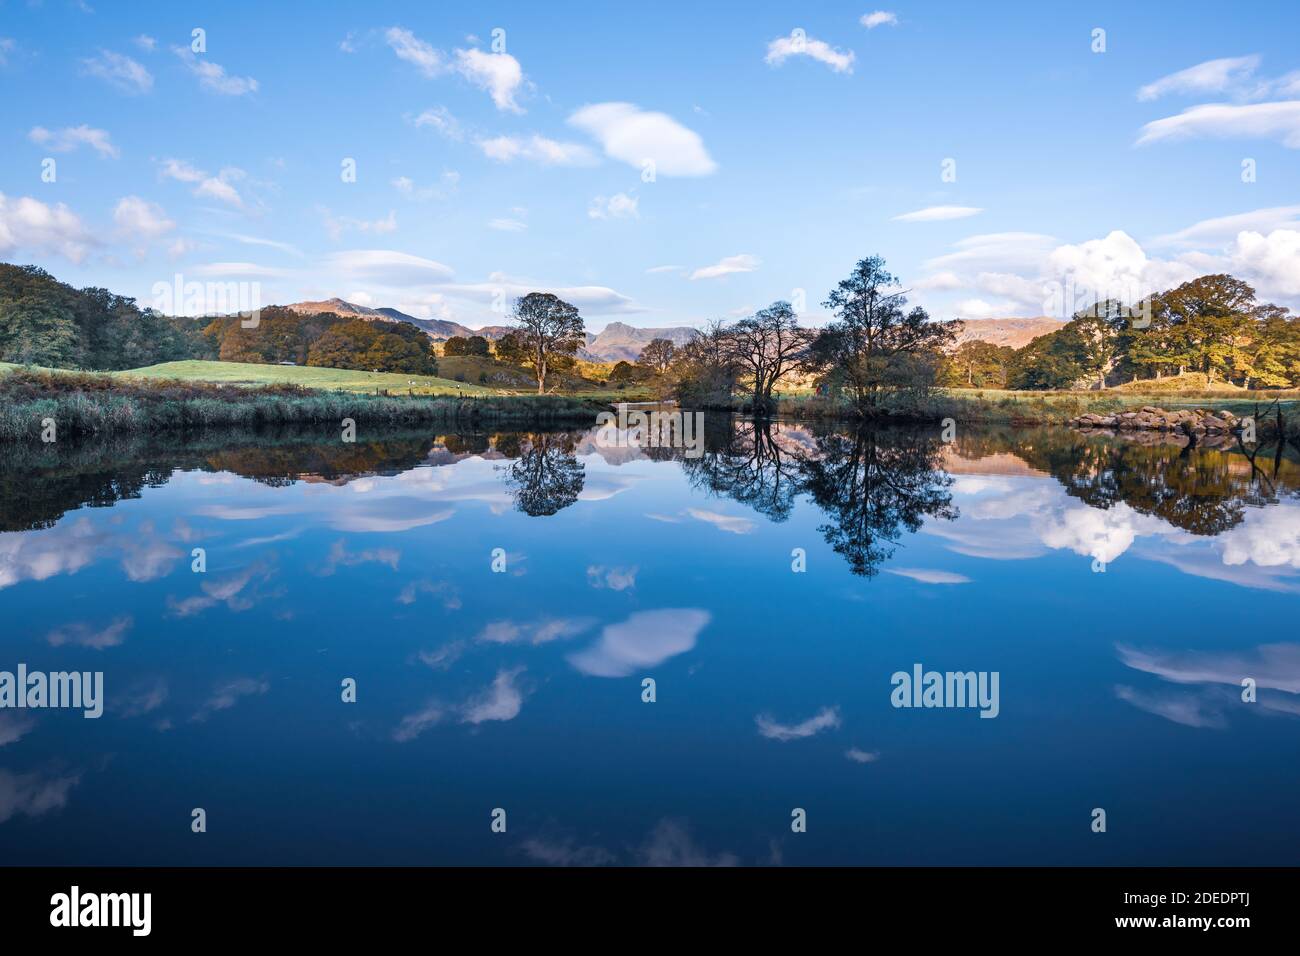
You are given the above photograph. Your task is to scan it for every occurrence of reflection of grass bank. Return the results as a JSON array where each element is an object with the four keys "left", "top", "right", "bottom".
[
  {"left": 767, "top": 388, "right": 1300, "bottom": 427},
  {"left": 0, "top": 369, "right": 603, "bottom": 441}
]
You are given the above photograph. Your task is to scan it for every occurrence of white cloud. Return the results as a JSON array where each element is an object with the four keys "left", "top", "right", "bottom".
[
  {"left": 173, "top": 47, "right": 258, "bottom": 95},
  {"left": 1154, "top": 205, "right": 1300, "bottom": 246},
  {"left": 487, "top": 217, "right": 527, "bottom": 232},
  {"left": 765, "top": 30, "right": 855, "bottom": 74},
  {"left": 388, "top": 28, "right": 528, "bottom": 112},
  {"left": 587, "top": 565, "right": 638, "bottom": 591},
  {"left": 158, "top": 158, "right": 247, "bottom": 208},
  {"left": 568, "top": 102, "right": 717, "bottom": 176},
  {"left": 324, "top": 249, "right": 455, "bottom": 285},
  {"left": 1230, "top": 229, "right": 1300, "bottom": 298},
  {"left": 134, "top": 34, "right": 157, "bottom": 52},
  {"left": 885, "top": 568, "right": 970, "bottom": 584},
  {"left": 688, "top": 253, "right": 760, "bottom": 281},
  {"left": 460, "top": 667, "right": 527, "bottom": 723},
  {"left": 454, "top": 47, "right": 524, "bottom": 112},
  {"left": 477, "top": 134, "right": 597, "bottom": 166},
  {"left": 893, "top": 205, "right": 982, "bottom": 222},
  {"left": 46, "top": 615, "right": 132, "bottom": 649},
  {"left": 0, "top": 769, "right": 81, "bottom": 823},
  {"left": 686, "top": 508, "right": 756, "bottom": 533},
  {"left": 845, "top": 747, "right": 880, "bottom": 763},
  {"left": 588, "top": 192, "right": 639, "bottom": 220},
  {"left": 755, "top": 706, "right": 841, "bottom": 741},
  {"left": 113, "top": 195, "right": 175, "bottom": 239},
  {"left": 912, "top": 271, "right": 965, "bottom": 291},
  {"left": 28, "top": 125, "right": 118, "bottom": 158},
  {"left": 411, "top": 106, "right": 463, "bottom": 140},
  {"left": 568, "top": 609, "right": 710, "bottom": 677},
  {"left": 385, "top": 26, "right": 444, "bottom": 76},
  {"left": 0, "top": 38, "right": 15, "bottom": 67},
  {"left": 1137, "top": 100, "right": 1300, "bottom": 149},
  {"left": 1138, "top": 55, "right": 1261, "bottom": 101},
  {"left": 0, "top": 192, "right": 95, "bottom": 263},
  {"left": 860, "top": 11, "right": 898, "bottom": 29},
  {"left": 81, "top": 49, "right": 152, "bottom": 93}
]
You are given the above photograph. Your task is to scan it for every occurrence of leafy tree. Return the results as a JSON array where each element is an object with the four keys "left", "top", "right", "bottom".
[
  {"left": 442, "top": 335, "right": 470, "bottom": 356},
  {"left": 808, "top": 256, "right": 958, "bottom": 414},
  {"left": 510, "top": 292, "right": 585, "bottom": 393},
  {"left": 940, "top": 340, "right": 1016, "bottom": 388},
  {"left": 493, "top": 331, "right": 528, "bottom": 366},
  {"left": 638, "top": 337, "right": 677, "bottom": 374}
]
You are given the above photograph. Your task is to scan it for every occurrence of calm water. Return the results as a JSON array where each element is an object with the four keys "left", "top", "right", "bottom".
[{"left": 1, "top": 417, "right": 1298, "bottom": 866}]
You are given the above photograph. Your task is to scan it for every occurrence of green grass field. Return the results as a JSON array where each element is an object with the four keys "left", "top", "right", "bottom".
[{"left": 113, "top": 360, "right": 499, "bottom": 396}]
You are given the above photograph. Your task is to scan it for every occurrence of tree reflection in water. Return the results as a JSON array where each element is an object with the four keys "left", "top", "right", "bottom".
[
  {"left": 682, "top": 419, "right": 957, "bottom": 576},
  {"left": 497, "top": 432, "right": 586, "bottom": 517}
]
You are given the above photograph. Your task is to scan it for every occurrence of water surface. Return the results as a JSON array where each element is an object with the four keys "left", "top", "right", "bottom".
[{"left": 1, "top": 419, "right": 1298, "bottom": 865}]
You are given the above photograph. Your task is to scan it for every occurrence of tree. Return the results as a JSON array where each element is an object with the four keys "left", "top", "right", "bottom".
[
  {"left": 510, "top": 292, "right": 585, "bottom": 394},
  {"left": 444, "top": 335, "right": 490, "bottom": 357},
  {"left": 1161, "top": 274, "right": 1257, "bottom": 384},
  {"left": 1072, "top": 299, "right": 1128, "bottom": 390},
  {"left": 493, "top": 331, "right": 529, "bottom": 366},
  {"left": 638, "top": 337, "right": 677, "bottom": 374},
  {"left": 729, "top": 301, "right": 812, "bottom": 414},
  {"left": 670, "top": 320, "right": 741, "bottom": 407},
  {"left": 808, "top": 256, "right": 958, "bottom": 414},
  {"left": 940, "top": 340, "right": 1016, "bottom": 388}
]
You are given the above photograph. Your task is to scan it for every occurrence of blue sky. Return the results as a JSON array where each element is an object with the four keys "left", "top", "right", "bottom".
[{"left": 2, "top": 0, "right": 1299, "bottom": 331}]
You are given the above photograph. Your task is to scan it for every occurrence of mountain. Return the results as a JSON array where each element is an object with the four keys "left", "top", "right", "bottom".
[
  {"left": 285, "top": 299, "right": 476, "bottom": 339},
  {"left": 582, "top": 321, "right": 697, "bottom": 362},
  {"left": 951, "top": 317, "right": 1066, "bottom": 349},
  {"left": 284, "top": 300, "right": 698, "bottom": 361}
]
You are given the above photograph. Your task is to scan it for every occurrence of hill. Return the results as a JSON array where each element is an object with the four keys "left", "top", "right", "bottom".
[
  {"left": 285, "top": 298, "right": 475, "bottom": 339},
  {"left": 951, "top": 317, "right": 1066, "bottom": 349},
  {"left": 583, "top": 321, "right": 697, "bottom": 362}
]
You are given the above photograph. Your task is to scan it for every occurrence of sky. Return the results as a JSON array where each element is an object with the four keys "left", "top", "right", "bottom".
[{"left": 2, "top": 0, "right": 1299, "bottom": 332}]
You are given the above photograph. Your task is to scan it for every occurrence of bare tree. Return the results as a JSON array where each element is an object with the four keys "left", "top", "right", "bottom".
[{"left": 729, "top": 301, "right": 812, "bottom": 414}]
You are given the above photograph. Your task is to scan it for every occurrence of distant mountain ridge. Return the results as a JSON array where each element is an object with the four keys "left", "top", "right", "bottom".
[
  {"left": 284, "top": 299, "right": 698, "bottom": 362},
  {"left": 951, "top": 317, "right": 1066, "bottom": 349}
]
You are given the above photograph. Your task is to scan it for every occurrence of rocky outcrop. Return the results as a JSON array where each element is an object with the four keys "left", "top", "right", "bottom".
[{"left": 1068, "top": 405, "right": 1244, "bottom": 437}]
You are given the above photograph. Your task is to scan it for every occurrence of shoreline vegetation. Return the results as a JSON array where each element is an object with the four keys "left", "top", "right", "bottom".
[
  {"left": 2, "top": 254, "right": 1299, "bottom": 441},
  {"left": 1, "top": 363, "right": 1296, "bottom": 444},
  {"left": 0, "top": 368, "right": 604, "bottom": 442}
]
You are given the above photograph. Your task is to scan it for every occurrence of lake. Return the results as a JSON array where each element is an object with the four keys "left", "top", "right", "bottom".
[{"left": 1, "top": 416, "right": 1298, "bottom": 865}]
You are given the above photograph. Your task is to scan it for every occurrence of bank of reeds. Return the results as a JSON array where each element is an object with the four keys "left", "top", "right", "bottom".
[{"left": 0, "top": 370, "right": 603, "bottom": 441}]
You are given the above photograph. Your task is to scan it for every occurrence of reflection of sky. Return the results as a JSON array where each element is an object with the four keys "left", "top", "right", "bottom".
[
  {"left": 930, "top": 472, "right": 1300, "bottom": 592},
  {"left": 2, "top": 435, "right": 1299, "bottom": 865}
]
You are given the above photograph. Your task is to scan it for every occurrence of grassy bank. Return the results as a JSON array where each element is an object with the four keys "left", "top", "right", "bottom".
[
  {"left": 114, "top": 359, "right": 499, "bottom": 396},
  {"left": 0, "top": 368, "right": 603, "bottom": 441},
  {"left": 764, "top": 385, "right": 1300, "bottom": 426}
]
